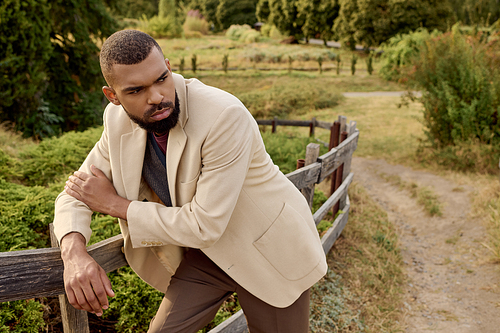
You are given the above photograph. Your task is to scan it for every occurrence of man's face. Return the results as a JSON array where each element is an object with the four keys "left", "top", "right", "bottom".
[{"left": 103, "top": 47, "right": 179, "bottom": 135}]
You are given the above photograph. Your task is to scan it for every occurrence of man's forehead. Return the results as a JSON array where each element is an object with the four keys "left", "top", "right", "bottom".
[{"left": 110, "top": 50, "right": 167, "bottom": 89}]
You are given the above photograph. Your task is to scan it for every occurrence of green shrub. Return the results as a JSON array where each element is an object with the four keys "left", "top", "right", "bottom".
[
  {"left": 262, "top": 131, "right": 328, "bottom": 174},
  {"left": 18, "top": 127, "right": 103, "bottom": 186},
  {"left": 183, "top": 14, "right": 209, "bottom": 35},
  {"left": 239, "top": 29, "right": 261, "bottom": 43},
  {"left": 239, "top": 82, "right": 344, "bottom": 119},
  {"left": 139, "top": 14, "right": 180, "bottom": 38},
  {"left": 225, "top": 24, "right": 252, "bottom": 40},
  {"left": 379, "top": 28, "right": 438, "bottom": 81},
  {"left": 409, "top": 25, "right": 500, "bottom": 149},
  {"left": 0, "top": 300, "right": 45, "bottom": 333}
]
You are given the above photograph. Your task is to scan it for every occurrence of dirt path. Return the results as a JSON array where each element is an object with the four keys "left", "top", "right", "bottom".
[{"left": 351, "top": 157, "right": 500, "bottom": 332}]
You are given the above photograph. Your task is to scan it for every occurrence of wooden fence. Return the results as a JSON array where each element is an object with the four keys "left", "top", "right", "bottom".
[{"left": 0, "top": 115, "right": 358, "bottom": 333}]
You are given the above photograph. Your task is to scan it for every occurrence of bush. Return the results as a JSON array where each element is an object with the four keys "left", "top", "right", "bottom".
[
  {"left": 239, "top": 29, "right": 261, "bottom": 43},
  {"left": 261, "top": 131, "right": 328, "bottom": 174},
  {"left": 225, "top": 24, "right": 252, "bottom": 40},
  {"left": 379, "top": 28, "right": 438, "bottom": 81},
  {"left": 18, "top": 127, "right": 104, "bottom": 186},
  {"left": 139, "top": 14, "right": 181, "bottom": 38},
  {"left": 183, "top": 11, "right": 209, "bottom": 35},
  {"left": 408, "top": 25, "right": 500, "bottom": 150}
]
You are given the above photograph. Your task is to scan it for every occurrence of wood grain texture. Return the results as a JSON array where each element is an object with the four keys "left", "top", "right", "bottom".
[
  {"left": 207, "top": 309, "right": 248, "bottom": 333},
  {"left": 0, "top": 235, "right": 126, "bottom": 302}
]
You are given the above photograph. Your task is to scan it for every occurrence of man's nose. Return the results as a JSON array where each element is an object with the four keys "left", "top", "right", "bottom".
[{"left": 148, "top": 88, "right": 163, "bottom": 105}]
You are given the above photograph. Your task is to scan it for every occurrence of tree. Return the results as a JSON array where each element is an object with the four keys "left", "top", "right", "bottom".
[
  {"left": 0, "top": 0, "right": 52, "bottom": 131},
  {"left": 334, "top": 0, "right": 453, "bottom": 48},
  {"left": 103, "top": 0, "right": 160, "bottom": 19},
  {"left": 297, "top": 0, "right": 338, "bottom": 42},
  {"left": 260, "top": 0, "right": 304, "bottom": 39},
  {"left": 215, "top": 0, "right": 258, "bottom": 30},
  {"left": 0, "top": 0, "right": 117, "bottom": 138}
]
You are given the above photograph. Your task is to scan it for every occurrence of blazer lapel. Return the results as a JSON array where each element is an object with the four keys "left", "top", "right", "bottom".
[
  {"left": 167, "top": 73, "right": 189, "bottom": 207},
  {"left": 120, "top": 127, "right": 147, "bottom": 200}
]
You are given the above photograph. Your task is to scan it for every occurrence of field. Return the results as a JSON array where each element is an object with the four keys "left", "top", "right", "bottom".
[{"left": 1, "top": 34, "right": 499, "bottom": 332}]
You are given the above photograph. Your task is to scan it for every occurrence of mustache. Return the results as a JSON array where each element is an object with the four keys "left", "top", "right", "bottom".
[{"left": 144, "top": 101, "right": 175, "bottom": 119}]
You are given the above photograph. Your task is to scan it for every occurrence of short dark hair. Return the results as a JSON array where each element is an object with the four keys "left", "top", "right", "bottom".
[{"left": 100, "top": 29, "right": 163, "bottom": 85}]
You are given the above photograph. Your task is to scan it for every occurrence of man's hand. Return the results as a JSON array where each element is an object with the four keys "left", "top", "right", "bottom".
[
  {"left": 65, "top": 164, "right": 130, "bottom": 220},
  {"left": 60, "top": 233, "right": 115, "bottom": 316}
]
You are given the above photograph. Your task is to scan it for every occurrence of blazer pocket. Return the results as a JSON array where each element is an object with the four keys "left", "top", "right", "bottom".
[{"left": 253, "top": 203, "right": 322, "bottom": 281}]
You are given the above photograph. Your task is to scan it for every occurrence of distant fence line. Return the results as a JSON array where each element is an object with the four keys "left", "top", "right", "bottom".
[{"left": 0, "top": 115, "right": 358, "bottom": 333}]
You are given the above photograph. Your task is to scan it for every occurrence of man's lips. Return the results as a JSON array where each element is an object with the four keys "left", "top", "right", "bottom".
[{"left": 150, "top": 108, "right": 172, "bottom": 121}]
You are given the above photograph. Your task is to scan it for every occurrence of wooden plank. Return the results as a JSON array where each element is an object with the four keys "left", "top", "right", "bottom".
[
  {"left": 285, "top": 162, "right": 321, "bottom": 190},
  {"left": 315, "top": 120, "right": 333, "bottom": 130},
  {"left": 207, "top": 309, "right": 248, "bottom": 333},
  {"left": 313, "top": 173, "right": 353, "bottom": 225},
  {"left": 301, "top": 143, "right": 320, "bottom": 208},
  {"left": 321, "top": 197, "right": 350, "bottom": 254},
  {"left": 0, "top": 235, "right": 127, "bottom": 302},
  {"left": 317, "top": 131, "right": 359, "bottom": 183},
  {"left": 256, "top": 119, "right": 273, "bottom": 126}
]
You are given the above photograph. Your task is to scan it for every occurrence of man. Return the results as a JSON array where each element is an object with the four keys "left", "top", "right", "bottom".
[{"left": 54, "top": 29, "right": 327, "bottom": 333}]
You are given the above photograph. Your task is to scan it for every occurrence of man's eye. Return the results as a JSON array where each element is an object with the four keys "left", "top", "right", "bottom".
[
  {"left": 129, "top": 89, "right": 140, "bottom": 94},
  {"left": 158, "top": 76, "right": 167, "bottom": 82}
]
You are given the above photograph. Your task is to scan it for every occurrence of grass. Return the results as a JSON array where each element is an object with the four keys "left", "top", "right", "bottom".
[
  {"left": 327, "top": 183, "right": 407, "bottom": 332},
  {"left": 378, "top": 173, "right": 443, "bottom": 217}
]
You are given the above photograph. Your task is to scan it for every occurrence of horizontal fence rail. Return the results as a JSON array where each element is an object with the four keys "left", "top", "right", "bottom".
[{"left": 0, "top": 116, "right": 359, "bottom": 333}]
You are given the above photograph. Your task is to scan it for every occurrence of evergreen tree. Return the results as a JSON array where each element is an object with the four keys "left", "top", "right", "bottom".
[
  {"left": 216, "top": 0, "right": 258, "bottom": 30},
  {"left": 334, "top": 0, "right": 453, "bottom": 48},
  {"left": 0, "top": 0, "right": 117, "bottom": 138}
]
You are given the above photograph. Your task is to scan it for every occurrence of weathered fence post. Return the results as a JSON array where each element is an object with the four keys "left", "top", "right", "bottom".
[
  {"left": 301, "top": 143, "right": 320, "bottom": 208},
  {"left": 49, "top": 224, "right": 90, "bottom": 333},
  {"left": 272, "top": 117, "right": 277, "bottom": 133},
  {"left": 309, "top": 117, "right": 316, "bottom": 137},
  {"left": 329, "top": 121, "right": 341, "bottom": 213}
]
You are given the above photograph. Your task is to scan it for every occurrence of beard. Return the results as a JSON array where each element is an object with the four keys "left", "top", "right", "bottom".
[{"left": 123, "top": 91, "right": 180, "bottom": 135}]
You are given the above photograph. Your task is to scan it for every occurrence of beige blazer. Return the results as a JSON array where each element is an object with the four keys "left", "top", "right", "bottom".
[{"left": 54, "top": 73, "right": 327, "bottom": 308}]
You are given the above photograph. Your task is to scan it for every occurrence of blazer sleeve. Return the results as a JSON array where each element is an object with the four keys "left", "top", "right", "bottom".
[
  {"left": 126, "top": 104, "right": 256, "bottom": 249},
  {"left": 53, "top": 107, "right": 113, "bottom": 245}
]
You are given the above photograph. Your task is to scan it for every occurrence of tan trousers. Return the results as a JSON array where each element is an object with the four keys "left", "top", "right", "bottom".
[{"left": 148, "top": 249, "right": 310, "bottom": 333}]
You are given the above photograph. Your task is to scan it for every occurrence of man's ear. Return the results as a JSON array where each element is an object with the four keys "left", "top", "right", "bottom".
[
  {"left": 102, "top": 86, "right": 121, "bottom": 105},
  {"left": 165, "top": 58, "right": 171, "bottom": 72}
]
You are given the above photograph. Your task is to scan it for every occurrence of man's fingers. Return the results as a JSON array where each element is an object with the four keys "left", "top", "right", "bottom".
[
  {"left": 100, "top": 269, "right": 115, "bottom": 298},
  {"left": 90, "top": 164, "right": 106, "bottom": 178},
  {"left": 65, "top": 288, "right": 85, "bottom": 311}
]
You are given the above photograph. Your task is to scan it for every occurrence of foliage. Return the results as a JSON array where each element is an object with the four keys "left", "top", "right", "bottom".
[
  {"left": 239, "top": 80, "right": 344, "bottom": 119},
  {"left": 350, "top": 54, "right": 357, "bottom": 75},
  {"left": 139, "top": 14, "right": 181, "bottom": 38},
  {"left": 0, "top": 0, "right": 117, "bottom": 138},
  {"left": 379, "top": 28, "right": 438, "bottom": 81},
  {"left": 448, "top": 0, "right": 500, "bottom": 26},
  {"left": 366, "top": 53, "right": 373, "bottom": 75},
  {"left": 257, "top": 0, "right": 304, "bottom": 39},
  {"left": 183, "top": 10, "right": 210, "bottom": 35},
  {"left": 0, "top": 0, "right": 52, "bottom": 135},
  {"left": 261, "top": 131, "right": 328, "bottom": 174},
  {"left": 407, "top": 26, "right": 500, "bottom": 159},
  {"left": 334, "top": 0, "right": 453, "bottom": 48},
  {"left": 215, "top": 0, "right": 258, "bottom": 31},
  {"left": 18, "top": 127, "right": 103, "bottom": 186},
  {"left": 225, "top": 24, "right": 252, "bottom": 40},
  {"left": 103, "top": 0, "right": 160, "bottom": 20},
  {"left": 0, "top": 300, "right": 45, "bottom": 333},
  {"left": 297, "top": 0, "right": 340, "bottom": 43}
]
